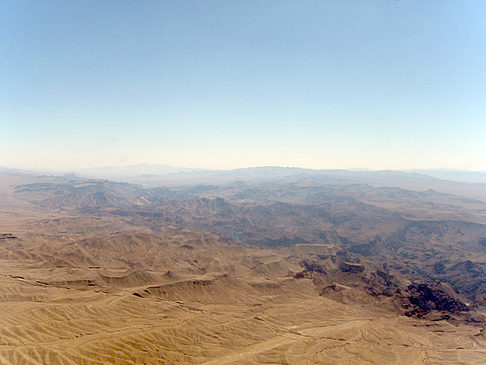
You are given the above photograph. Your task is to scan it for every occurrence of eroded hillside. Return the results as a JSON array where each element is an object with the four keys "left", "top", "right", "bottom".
[{"left": 1, "top": 172, "right": 485, "bottom": 364}]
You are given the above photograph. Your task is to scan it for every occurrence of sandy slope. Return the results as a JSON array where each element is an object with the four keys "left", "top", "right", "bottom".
[
  {"left": 0, "top": 227, "right": 485, "bottom": 364},
  {"left": 0, "top": 177, "right": 485, "bottom": 364}
]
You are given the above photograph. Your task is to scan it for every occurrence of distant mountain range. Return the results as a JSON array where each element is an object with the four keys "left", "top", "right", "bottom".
[
  {"left": 407, "top": 169, "right": 486, "bottom": 184},
  {"left": 73, "top": 164, "right": 486, "bottom": 184},
  {"left": 75, "top": 163, "right": 198, "bottom": 178},
  {"left": 2, "top": 164, "right": 486, "bottom": 201}
]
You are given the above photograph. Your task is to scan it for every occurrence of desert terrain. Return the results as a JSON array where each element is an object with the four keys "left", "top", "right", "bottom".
[{"left": 0, "top": 170, "right": 485, "bottom": 364}]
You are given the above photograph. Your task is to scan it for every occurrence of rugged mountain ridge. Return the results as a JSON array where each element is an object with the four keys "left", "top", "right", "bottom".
[
  {"left": 1, "top": 172, "right": 486, "bottom": 363},
  {"left": 9, "top": 175, "right": 486, "bottom": 311}
]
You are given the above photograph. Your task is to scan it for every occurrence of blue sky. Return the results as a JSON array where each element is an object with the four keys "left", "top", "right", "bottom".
[{"left": 1, "top": 1, "right": 485, "bottom": 170}]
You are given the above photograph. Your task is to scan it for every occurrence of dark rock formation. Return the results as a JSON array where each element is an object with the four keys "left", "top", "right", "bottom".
[
  {"left": 404, "top": 283, "right": 469, "bottom": 317},
  {"left": 301, "top": 260, "right": 326, "bottom": 274},
  {"left": 340, "top": 262, "right": 364, "bottom": 274}
]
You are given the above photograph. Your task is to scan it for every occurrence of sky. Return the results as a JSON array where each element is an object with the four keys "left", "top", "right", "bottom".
[{"left": 1, "top": 1, "right": 485, "bottom": 171}]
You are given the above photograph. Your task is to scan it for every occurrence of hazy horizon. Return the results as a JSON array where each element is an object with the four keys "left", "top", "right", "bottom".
[
  {"left": 2, "top": 1, "right": 485, "bottom": 171},
  {"left": 2, "top": 162, "right": 486, "bottom": 174}
]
